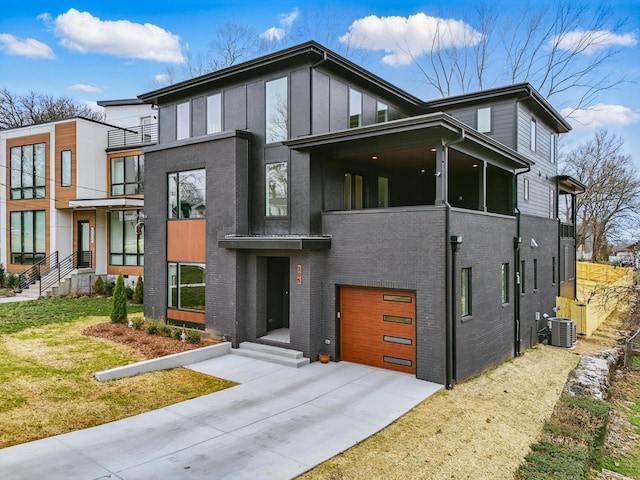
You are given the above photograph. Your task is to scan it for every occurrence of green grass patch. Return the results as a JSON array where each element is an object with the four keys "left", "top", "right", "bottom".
[{"left": 0, "top": 296, "right": 143, "bottom": 335}]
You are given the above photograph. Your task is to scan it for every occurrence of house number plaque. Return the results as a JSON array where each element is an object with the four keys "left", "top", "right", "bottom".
[{"left": 297, "top": 264, "right": 302, "bottom": 285}]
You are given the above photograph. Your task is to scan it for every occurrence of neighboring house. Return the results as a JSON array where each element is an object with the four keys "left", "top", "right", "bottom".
[
  {"left": 138, "top": 41, "right": 583, "bottom": 386},
  {"left": 0, "top": 100, "right": 155, "bottom": 292},
  {"left": 615, "top": 242, "right": 639, "bottom": 269}
]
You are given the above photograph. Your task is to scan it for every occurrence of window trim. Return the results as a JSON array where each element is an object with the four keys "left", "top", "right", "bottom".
[
  {"left": 110, "top": 155, "right": 144, "bottom": 196},
  {"left": 168, "top": 262, "right": 206, "bottom": 312},
  {"left": 10, "top": 143, "right": 46, "bottom": 200},
  {"left": 10, "top": 210, "right": 45, "bottom": 265}
]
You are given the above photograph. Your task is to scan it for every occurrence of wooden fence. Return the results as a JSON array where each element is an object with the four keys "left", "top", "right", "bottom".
[{"left": 556, "top": 262, "right": 633, "bottom": 338}]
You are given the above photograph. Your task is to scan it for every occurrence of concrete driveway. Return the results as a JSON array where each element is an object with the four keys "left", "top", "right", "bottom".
[{"left": 0, "top": 354, "right": 442, "bottom": 479}]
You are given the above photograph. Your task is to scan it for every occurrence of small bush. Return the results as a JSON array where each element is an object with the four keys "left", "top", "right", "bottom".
[
  {"left": 185, "top": 330, "right": 201, "bottom": 344},
  {"left": 133, "top": 276, "right": 143, "bottom": 304},
  {"left": 0, "top": 263, "right": 5, "bottom": 288},
  {"left": 159, "top": 324, "right": 173, "bottom": 337},
  {"left": 93, "top": 276, "right": 105, "bottom": 295},
  {"left": 125, "top": 286, "right": 133, "bottom": 300},
  {"left": 172, "top": 328, "right": 184, "bottom": 340},
  {"left": 131, "top": 317, "right": 144, "bottom": 330},
  {"left": 7, "top": 273, "right": 18, "bottom": 289},
  {"left": 145, "top": 320, "right": 159, "bottom": 335},
  {"left": 110, "top": 273, "right": 128, "bottom": 324},
  {"left": 104, "top": 278, "right": 116, "bottom": 296}
]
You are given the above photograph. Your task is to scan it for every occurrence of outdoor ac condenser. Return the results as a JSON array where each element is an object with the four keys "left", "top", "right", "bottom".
[{"left": 549, "top": 318, "right": 577, "bottom": 348}]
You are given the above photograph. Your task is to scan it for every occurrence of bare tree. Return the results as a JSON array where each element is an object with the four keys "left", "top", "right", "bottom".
[
  {"left": 415, "top": 1, "right": 628, "bottom": 109},
  {"left": 561, "top": 130, "right": 640, "bottom": 262},
  {"left": 0, "top": 88, "right": 104, "bottom": 129}
]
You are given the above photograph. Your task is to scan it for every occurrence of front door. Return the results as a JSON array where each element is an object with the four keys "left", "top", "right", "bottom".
[
  {"left": 266, "top": 257, "right": 289, "bottom": 331},
  {"left": 77, "top": 221, "right": 91, "bottom": 268}
]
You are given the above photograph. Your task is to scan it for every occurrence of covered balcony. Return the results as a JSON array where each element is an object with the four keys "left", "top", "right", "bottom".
[{"left": 106, "top": 123, "right": 158, "bottom": 151}]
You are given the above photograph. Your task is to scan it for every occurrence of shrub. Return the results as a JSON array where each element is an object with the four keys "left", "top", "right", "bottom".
[
  {"left": 185, "top": 330, "right": 201, "bottom": 344},
  {"left": 172, "top": 327, "right": 183, "bottom": 340},
  {"left": 131, "top": 317, "right": 144, "bottom": 330},
  {"left": 145, "top": 320, "right": 159, "bottom": 335},
  {"left": 6, "top": 273, "right": 18, "bottom": 289},
  {"left": 159, "top": 324, "right": 173, "bottom": 337},
  {"left": 125, "top": 285, "right": 134, "bottom": 300},
  {"left": 133, "top": 276, "right": 144, "bottom": 304},
  {"left": 93, "top": 276, "right": 105, "bottom": 295},
  {"left": 104, "top": 278, "right": 116, "bottom": 296},
  {"left": 0, "top": 263, "right": 5, "bottom": 288},
  {"left": 110, "top": 273, "right": 128, "bottom": 323}
]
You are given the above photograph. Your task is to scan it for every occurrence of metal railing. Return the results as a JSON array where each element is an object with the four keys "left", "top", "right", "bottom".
[
  {"left": 624, "top": 327, "right": 640, "bottom": 368},
  {"left": 18, "top": 251, "right": 58, "bottom": 291},
  {"left": 560, "top": 223, "right": 576, "bottom": 238},
  {"left": 107, "top": 123, "right": 157, "bottom": 149},
  {"left": 38, "top": 251, "right": 92, "bottom": 297}
]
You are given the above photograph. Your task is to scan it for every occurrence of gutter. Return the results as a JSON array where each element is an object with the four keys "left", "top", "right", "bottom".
[{"left": 513, "top": 165, "right": 531, "bottom": 357}]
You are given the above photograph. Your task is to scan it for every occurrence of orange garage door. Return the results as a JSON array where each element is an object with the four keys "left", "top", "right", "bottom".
[{"left": 340, "top": 286, "right": 416, "bottom": 374}]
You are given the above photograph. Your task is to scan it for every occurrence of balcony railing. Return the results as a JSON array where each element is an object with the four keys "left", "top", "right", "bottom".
[
  {"left": 560, "top": 223, "right": 576, "bottom": 238},
  {"left": 107, "top": 123, "right": 157, "bottom": 149}
]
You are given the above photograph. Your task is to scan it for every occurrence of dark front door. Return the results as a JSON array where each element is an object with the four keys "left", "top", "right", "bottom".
[
  {"left": 267, "top": 257, "right": 289, "bottom": 331},
  {"left": 77, "top": 221, "right": 91, "bottom": 268}
]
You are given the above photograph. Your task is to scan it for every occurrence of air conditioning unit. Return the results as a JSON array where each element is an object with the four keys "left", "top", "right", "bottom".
[{"left": 549, "top": 318, "right": 577, "bottom": 348}]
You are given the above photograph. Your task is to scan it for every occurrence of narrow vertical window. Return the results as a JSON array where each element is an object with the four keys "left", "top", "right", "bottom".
[
  {"left": 550, "top": 133, "right": 556, "bottom": 163},
  {"left": 176, "top": 101, "right": 190, "bottom": 140},
  {"left": 61, "top": 150, "right": 71, "bottom": 187},
  {"left": 376, "top": 101, "right": 388, "bottom": 123},
  {"left": 344, "top": 173, "right": 364, "bottom": 209},
  {"left": 530, "top": 118, "right": 537, "bottom": 151},
  {"left": 520, "top": 260, "right": 526, "bottom": 294},
  {"left": 549, "top": 188, "right": 555, "bottom": 219},
  {"left": 461, "top": 267, "right": 471, "bottom": 316},
  {"left": 206, "top": 93, "right": 222, "bottom": 134},
  {"left": 533, "top": 258, "right": 538, "bottom": 290},
  {"left": 349, "top": 88, "right": 362, "bottom": 128},
  {"left": 378, "top": 176, "right": 389, "bottom": 208},
  {"left": 477, "top": 107, "right": 492, "bottom": 133},
  {"left": 501, "top": 263, "right": 509, "bottom": 304},
  {"left": 266, "top": 162, "right": 288, "bottom": 216},
  {"left": 523, "top": 178, "right": 530, "bottom": 200},
  {"left": 265, "top": 77, "right": 288, "bottom": 143},
  {"left": 552, "top": 256, "right": 556, "bottom": 284}
]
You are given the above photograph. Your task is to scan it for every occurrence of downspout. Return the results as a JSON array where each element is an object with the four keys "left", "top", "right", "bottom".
[
  {"left": 443, "top": 129, "right": 465, "bottom": 390},
  {"left": 514, "top": 165, "right": 530, "bottom": 357}
]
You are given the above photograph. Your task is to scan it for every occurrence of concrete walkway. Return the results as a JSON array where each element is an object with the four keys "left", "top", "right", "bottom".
[{"left": 0, "top": 354, "right": 442, "bottom": 480}]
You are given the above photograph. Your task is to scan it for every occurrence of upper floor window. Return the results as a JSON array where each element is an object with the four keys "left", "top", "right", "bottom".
[
  {"left": 61, "top": 150, "right": 71, "bottom": 187},
  {"left": 176, "top": 101, "right": 190, "bottom": 140},
  {"left": 349, "top": 88, "right": 362, "bottom": 128},
  {"left": 377, "top": 101, "right": 389, "bottom": 123},
  {"left": 266, "top": 162, "right": 288, "bottom": 216},
  {"left": 206, "top": 93, "right": 222, "bottom": 134},
  {"left": 550, "top": 133, "right": 556, "bottom": 163},
  {"left": 530, "top": 118, "right": 537, "bottom": 151},
  {"left": 265, "top": 77, "right": 288, "bottom": 143},
  {"left": 549, "top": 187, "right": 555, "bottom": 219},
  {"left": 461, "top": 267, "right": 472, "bottom": 316},
  {"left": 477, "top": 107, "right": 492, "bottom": 133},
  {"left": 523, "top": 178, "right": 530, "bottom": 200},
  {"left": 168, "top": 169, "right": 206, "bottom": 219},
  {"left": 501, "top": 263, "right": 509, "bottom": 304},
  {"left": 10, "top": 143, "right": 45, "bottom": 200},
  {"left": 111, "top": 155, "right": 144, "bottom": 196}
]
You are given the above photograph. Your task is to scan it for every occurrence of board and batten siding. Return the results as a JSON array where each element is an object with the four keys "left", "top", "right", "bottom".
[{"left": 516, "top": 101, "right": 558, "bottom": 219}]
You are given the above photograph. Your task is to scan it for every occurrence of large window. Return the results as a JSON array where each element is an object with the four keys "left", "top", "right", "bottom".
[
  {"left": 10, "top": 210, "right": 45, "bottom": 264},
  {"left": 344, "top": 173, "right": 363, "bottom": 209},
  {"left": 168, "top": 169, "right": 206, "bottom": 219},
  {"left": 61, "top": 150, "right": 71, "bottom": 187},
  {"left": 266, "top": 162, "right": 288, "bottom": 216},
  {"left": 111, "top": 155, "right": 144, "bottom": 195},
  {"left": 176, "top": 101, "right": 190, "bottom": 140},
  {"left": 349, "top": 88, "right": 362, "bottom": 128},
  {"left": 501, "top": 263, "right": 509, "bottom": 304},
  {"left": 477, "top": 107, "right": 492, "bottom": 133},
  {"left": 168, "top": 263, "right": 205, "bottom": 311},
  {"left": 109, "top": 210, "right": 144, "bottom": 266},
  {"left": 461, "top": 267, "right": 472, "bottom": 317},
  {"left": 265, "top": 77, "right": 288, "bottom": 143},
  {"left": 206, "top": 93, "right": 222, "bottom": 134},
  {"left": 10, "top": 143, "right": 45, "bottom": 199}
]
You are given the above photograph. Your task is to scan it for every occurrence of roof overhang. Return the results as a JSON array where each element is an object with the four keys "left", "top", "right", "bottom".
[
  {"left": 219, "top": 235, "right": 332, "bottom": 250},
  {"left": 557, "top": 175, "right": 586, "bottom": 194},
  {"left": 68, "top": 197, "right": 145, "bottom": 209}
]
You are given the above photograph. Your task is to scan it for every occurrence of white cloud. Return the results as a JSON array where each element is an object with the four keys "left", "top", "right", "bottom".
[
  {"left": 0, "top": 33, "right": 55, "bottom": 59},
  {"left": 553, "top": 30, "right": 637, "bottom": 54},
  {"left": 339, "top": 13, "right": 483, "bottom": 66},
  {"left": 154, "top": 73, "right": 171, "bottom": 85},
  {"left": 260, "top": 8, "right": 300, "bottom": 41},
  {"left": 562, "top": 104, "right": 640, "bottom": 130},
  {"left": 48, "top": 8, "right": 184, "bottom": 63},
  {"left": 68, "top": 83, "right": 102, "bottom": 93}
]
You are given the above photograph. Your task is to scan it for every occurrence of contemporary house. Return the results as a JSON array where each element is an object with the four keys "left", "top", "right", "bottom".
[
  {"left": 0, "top": 100, "right": 154, "bottom": 294},
  {"left": 138, "top": 41, "right": 583, "bottom": 386}
]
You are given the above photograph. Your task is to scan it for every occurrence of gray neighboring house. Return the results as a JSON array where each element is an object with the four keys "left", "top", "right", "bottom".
[{"left": 138, "top": 41, "right": 583, "bottom": 387}]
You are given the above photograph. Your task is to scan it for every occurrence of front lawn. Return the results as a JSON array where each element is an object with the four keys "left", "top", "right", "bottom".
[{"left": 0, "top": 297, "right": 234, "bottom": 448}]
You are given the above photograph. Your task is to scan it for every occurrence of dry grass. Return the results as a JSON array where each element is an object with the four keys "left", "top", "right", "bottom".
[
  {"left": 301, "top": 315, "right": 624, "bottom": 480},
  {"left": 0, "top": 316, "right": 235, "bottom": 448}
]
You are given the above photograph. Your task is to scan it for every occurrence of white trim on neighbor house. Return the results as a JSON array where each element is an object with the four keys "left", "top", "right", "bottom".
[{"left": 68, "top": 198, "right": 144, "bottom": 208}]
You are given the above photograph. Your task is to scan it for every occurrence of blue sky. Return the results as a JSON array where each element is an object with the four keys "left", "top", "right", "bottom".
[{"left": 1, "top": 1, "right": 639, "bottom": 161}]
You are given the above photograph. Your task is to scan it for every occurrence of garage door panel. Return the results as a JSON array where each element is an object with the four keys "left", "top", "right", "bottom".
[{"left": 340, "top": 286, "right": 416, "bottom": 374}]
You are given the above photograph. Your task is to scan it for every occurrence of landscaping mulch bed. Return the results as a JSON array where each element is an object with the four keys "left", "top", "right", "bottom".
[{"left": 82, "top": 322, "right": 219, "bottom": 359}]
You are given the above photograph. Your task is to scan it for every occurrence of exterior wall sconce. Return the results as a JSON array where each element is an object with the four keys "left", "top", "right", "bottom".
[{"left": 450, "top": 235, "right": 463, "bottom": 252}]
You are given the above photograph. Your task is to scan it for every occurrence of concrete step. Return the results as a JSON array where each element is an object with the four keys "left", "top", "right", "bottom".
[{"left": 231, "top": 342, "right": 310, "bottom": 368}]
